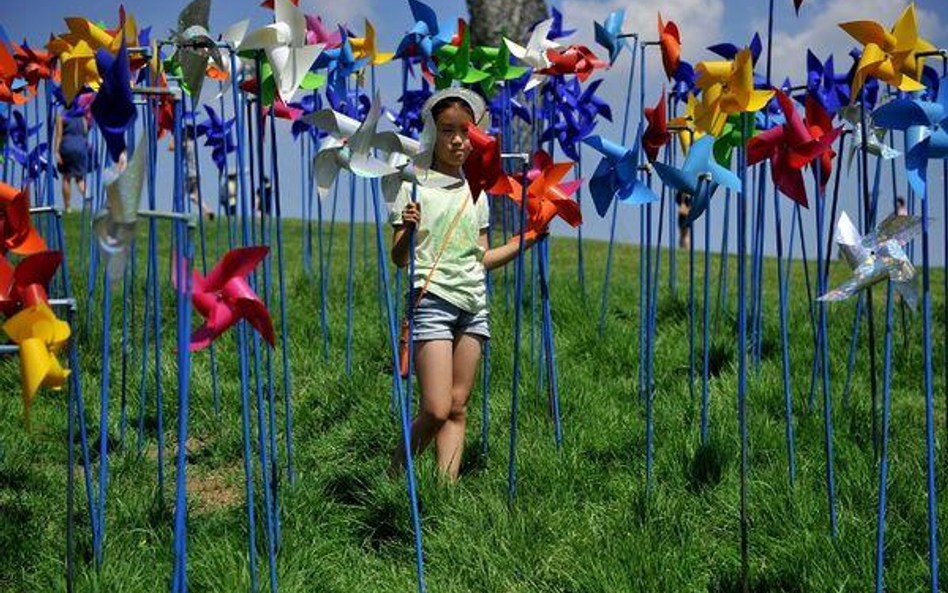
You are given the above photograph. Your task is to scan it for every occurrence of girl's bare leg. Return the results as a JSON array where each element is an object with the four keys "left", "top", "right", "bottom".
[
  {"left": 62, "top": 177, "right": 71, "bottom": 212},
  {"left": 392, "top": 339, "right": 453, "bottom": 469},
  {"left": 435, "top": 334, "right": 483, "bottom": 479}
]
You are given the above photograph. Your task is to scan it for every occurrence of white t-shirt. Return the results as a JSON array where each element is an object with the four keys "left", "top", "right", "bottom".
[{"left": 390, "top": 170, "right": 491, "bottom": 314}]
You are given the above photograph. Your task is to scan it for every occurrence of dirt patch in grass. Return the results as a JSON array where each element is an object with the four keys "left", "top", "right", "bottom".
[{"left": 190, "top": 466, "right": 242, "bottom": 514}]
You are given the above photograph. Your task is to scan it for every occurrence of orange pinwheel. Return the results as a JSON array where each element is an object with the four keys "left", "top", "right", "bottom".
[
  {"left": 2, "top": 302, "right": 71, "bottom": 425},
  {"left": 12, "top": 41, "right": 58, "bottom": 92},
  {"left": 507, "top": 150, "right": 583, "bottom": 235},
  {"left": 658, "top": 13, "right": 681, "bottom": 80},
  {"left": 0, "top": 251, "right": 62, "bottom": 317},
  {"left": 839, "top": 3, "right": 934, "bottom": 99},
  {"left": 0, "top": 183, "right": 46, "bottom": 255},
  {"left": 695, "top": 47, "right": 774, "bottom": 121},
  {"left": 0, "top": 42, "right": 29, "bottom": 105}
]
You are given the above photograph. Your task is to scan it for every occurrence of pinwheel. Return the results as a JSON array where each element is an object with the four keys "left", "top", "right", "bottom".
[
  {"left": 838, "top": 105, "right": 901, "bottom": 169},
  {"left": 643, "top": 90, "right": 670, "bottom": 163},
  {"left": 388, "top": 78, "right": 431, "bottom": 139},
  {"left": 506, "top": 150, "right": 582, "bottom": 234},
  {"left": 169, "top": 0, "right": 226, "bottom": 100},
  {"left": 47, "top": 8, "right": 139, "bottom": 103},
  {"left": 289, "top": 93, "right": 324, "bottom": 139},
  {"left": 564, "top": 76, "right": 612, "bottom": 124},
  {"left": 11, "top": 41, "right": 56, "bottom": 94},
  {"left": 747, "top": 90, "right": 840, "bottom": 208},
  {"left": 653, "top": 135, "right": 740, "bottom": 224},
  {"left": 91, "top": 41, "right": 136, "bottom": 163},
  {"left": 669, "top": 59, "right": 698, "bottom": 105},
  {"left": 471, "top": 43, "right": 527, "bottom": 96},
  {"left": 667, "top": 93, "right": 704, "bottom": 154},
  {"left": 5, "top": 110, "right": 40, "bottom": 154},
  {"left": 0, "top": 183, "right": 46, "bottom": 255},
  {"left": 839, "top": 4, "right": 934, "bottom": 98},
  {"left": 349, "top": 19, "right": 394, "bottom": 65},
  {"left": 594, "top": 9, "right": 628, "bottom": 66},
  {"left": 819, "top": 211, "right": 921, "bottom": 309},
  {"left": 93, "top": 138, "right": 146, "bottom": 282},
  {"left": 0, "top": 41, "right": 29, "bottom": 105},
  {"left": 873, "top": 83, "right": 948, "bottom": 196},
  {"left": 10, "top": 143, "right": 54, "bottom": 183},
  {"left": 530, "top": 7, "right": 575, "bottom": 42},
  {"left": 696, "top": 48, "right": 775, "bottom": 118},
  {"left": 395, "top": 0, "right": 452, "bottom": 74},
  {"left": 0, "top": 251, "right": 62, "bottom": 317},
  {"left": 708, "top": 33, "right": 763, "bottom": 65},
  {"left": 542, "top": 106, "right": 597, "bottom": 161},
  {"left": 461, "top": 123, "right": 511, "bottom": 201},
  {"left": 714, "top": 113, "right": 757, "bottom": 169},
  {"left": 326, "top": 85, "right": 371, "bottom": 120},
  {"left": 314, "top": 29, "right": 367, "bottom": 97},
  {"left": 237, "top": 0, "right": 325, "bottom": 103},
  {"left": 432, "top": 20, "right": 488, "bottom": 88},
  {"left": 304, "top": 15, "right": 343, "bottom": 49},
  {"left": 2, "top": 302, "right": 71, "bottom": 423},
  {"left": 238, "top": 74, "right": 306, "bottom": 120},
  {"left": 583, "top": 133, "right": 658, "bottom": 217},
  {"left": 191, "top": 246, "right": 276, "bottom": 351},
  {"left": 308, "top": 91, "right": 399, "bottom": 196},
  {"left": 798, "top": 51, "right": 849, "bottom": 116},
  {"left": 486, "top": 73, "right": 532, "bottom": 136},
  {"left": 195, "top": 105, "right": 236, "bottom": 171},
  {"left": 202, "top": 19, "right": 250, "bottom": 89},
  {"left": 504, "top": 18, "right": 562, "bottom": 91},
  {"left": 539, "top": 45, "right": 607, "bottom": 83},
  {"left": 658, "top": 13, "right": 681, "bottom": 81}
]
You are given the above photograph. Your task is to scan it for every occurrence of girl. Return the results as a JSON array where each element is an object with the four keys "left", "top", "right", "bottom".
[
  {"left": 53, "top": 109, "right": 89, "bottom": 212},
  {"left": 389, "top": 88, "right": 545, "bottom": 481}
]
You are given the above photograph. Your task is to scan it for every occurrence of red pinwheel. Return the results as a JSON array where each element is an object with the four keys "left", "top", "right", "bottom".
[
  {"left": 658, "top": 13, "right": 681, "bottom": 80},
  {"left": 643, "top": 89, "right": 670, "bottom": 163},
  {"left": 747, "top": 89, "right": 840, "bottom": 208},
  {"left": 0, "top": 183, "right": 46, "bottom": 255},
  {"left": 540, "top": 45, "right": 606, "bottom": 83},
  {"left": 0, "top": 41, "right": 29, "bottom": 105},
  {"left": 12, "top": 41, "right": 57, "bottom": 92},
  {"left": 463, "top": 122, "right": 511, "bottom": 201},
  {"left": 190, "top": 246, "right": 275, "bottom": 352},
  {"left": 804, "top": 95, "right": 837, "bottom": 196},
  {"left": 0, "top": 251, "right": 62, "bottom": 317},
  {"left": 507, "top": 150, "right": 582, "bottom": 236}
]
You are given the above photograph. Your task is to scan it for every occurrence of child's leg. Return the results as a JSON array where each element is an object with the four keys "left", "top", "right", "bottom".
[
  {"left": 62, "top": 176, "right": 71, "bottom": 211},
  {"left": 435, "top": 334, "right": 483, "bottom": 479},
  {"left": 395, "top": 339, "right": 453, "bottom": 466}
]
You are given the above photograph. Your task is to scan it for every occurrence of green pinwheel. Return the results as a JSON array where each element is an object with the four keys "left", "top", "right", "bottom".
[
  {"left": 471, "top": 42, "right": 527, "bottom": 96},
  {"left": 433, "top": 20, "right": 489, "bottom": 88}
]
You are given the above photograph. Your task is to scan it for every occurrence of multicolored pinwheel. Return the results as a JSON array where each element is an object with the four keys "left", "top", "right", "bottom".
[
  {"left": 819, "top": 211, "right": 921, "bottom": 309},
  {"left": 191, "top": 246, "right": 276, "bottom": 351},
  {"left": 583, "top": 132, "right": 658, "bottom": 217}
]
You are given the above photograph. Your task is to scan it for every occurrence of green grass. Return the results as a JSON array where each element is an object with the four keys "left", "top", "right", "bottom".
[{"left": 0, "top": 211, "right": 946, "bottom": 592}]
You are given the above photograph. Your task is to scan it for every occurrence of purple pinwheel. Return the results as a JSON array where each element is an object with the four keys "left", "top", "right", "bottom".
[
  {"left": 795, "top": 51, "right": 850, "bottom": 116},
  {"left": 11, "top": 143, "right": 55, "bottom": 182},
  {"left": 5, "top": 110, "right": 41, "bottom": 154},
  {"left": 487, "top": 73, "right": 532, "bottom": 136},
  {"left": 395, "top": 0, "right": 452, "bottom": 74},
  {"left": 540, "top": 77, "right": 612, "bottom": 160},
  {"left": 195, "top": 105, "right": 236, "bottom": 172},
  {"left": 91, "top": 41, "right": 137, "bottom": 163},
  {"left": 388, "top": 78, "right": 431, "bottom": 139}
]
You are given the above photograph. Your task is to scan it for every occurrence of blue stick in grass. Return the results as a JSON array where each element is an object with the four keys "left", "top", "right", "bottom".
[
  {"left": 597, "top": 36, "right": 638, "bottom": 337},
  {"left": 699, "top": 183, "right": 712, "bottom": 444},
  {"left": 508, "top": 158, "right": 529, "bottom": 505},
  {"left": 345, "top": 171, "right": 357, "bottom": 375},
  {"left": 873, "top": 279, "right": 896, "bottom": 593}
]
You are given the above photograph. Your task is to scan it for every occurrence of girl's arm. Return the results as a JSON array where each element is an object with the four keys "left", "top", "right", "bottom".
[
  {"left": 481, "top": 229, "right": 542, "bottom": 271},
  {"left": 391, "top": 201, "right": 421, "bottom": 267}
]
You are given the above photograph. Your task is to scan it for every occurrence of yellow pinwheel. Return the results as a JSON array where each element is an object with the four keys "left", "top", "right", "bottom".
[
  {"left": 349, "top": 19, "right": 394, "bottom": 65},
  {"left": 839, "top": 3, "right": 935, "bottom": 99},
  {"left": 47, "top": 11, "right": 139, "bottom": 103},
  {"left": 3, "top": 303, "right": 71, "bottom": 425},
  {"left": 695, "top": 48, "right": 774, "bottom": 118}
]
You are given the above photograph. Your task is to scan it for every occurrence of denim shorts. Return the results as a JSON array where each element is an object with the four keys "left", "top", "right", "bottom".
[{"left": 411, "top": 291, "right": 490, "bottom": 341}]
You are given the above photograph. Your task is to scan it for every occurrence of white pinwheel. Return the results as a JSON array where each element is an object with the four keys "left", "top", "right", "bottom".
[{"left": 503, "top": 18, "right": 563, "bottom": 91}]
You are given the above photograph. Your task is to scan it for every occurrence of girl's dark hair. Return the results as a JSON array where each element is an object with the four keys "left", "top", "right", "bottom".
[{"left": 431, "top": 97, "right": 475, "bottom": 122}]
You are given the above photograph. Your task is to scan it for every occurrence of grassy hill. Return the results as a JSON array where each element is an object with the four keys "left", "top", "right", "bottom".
[{"left": 0, "top": 211, "right": 945, "bottom": 592}]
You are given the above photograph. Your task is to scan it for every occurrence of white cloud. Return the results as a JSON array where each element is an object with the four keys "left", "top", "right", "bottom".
[{"left": 769, "top": 0, "right": 948, "bottom": 84}]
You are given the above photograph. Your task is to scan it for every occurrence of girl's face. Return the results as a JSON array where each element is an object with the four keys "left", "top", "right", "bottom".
[{"left": 432, "top": 103, "right": 473, "bottom": 173}]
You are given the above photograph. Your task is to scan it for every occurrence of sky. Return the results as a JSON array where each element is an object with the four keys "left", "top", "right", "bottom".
[{"left": 3, "top": 0, "right": 947, "bottom": 263}]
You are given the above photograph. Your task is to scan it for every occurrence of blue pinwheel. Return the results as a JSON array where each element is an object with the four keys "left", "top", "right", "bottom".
[
  {"left": 289, "top": 93, "right": 327, "bottom": 141},
  {"left": 389, "top": 78, "right": 431, "bottom": 139},
  {"left": 529, "top": 7, "right": 575, "bottom": 42},
  {"left": 797, "top": 51, "right": 850, "bottom": 116},
  {"left": 326, "top": 85, "right": 371, "bottom": 121},
  {"left": 195, "top": 105, "right": 236, "bottom": 172},
  {"left": 653, "top": 135, "right": 740, "bottom": 224},
  {"left": 11, "top": 143, "right": 55, "bottom": 182},
  {"left": 395, "top": 0, "right": 452, "bottom": 74},
  {"left": 5, "top": 110, "right": 41, "bottom": 154},
  {"left": 594, "top": 9, "right": 628, "bottom": 66},
  {"left": 669, "top": 60, "right": 697, "bottom": 106},
  {"left": 583, "top": 130, "right": 658, "bottom": 217},
  {"left": 873, "top": 81, "right": 948, "bottom": 196},
  {"left": 91, "top": 41, "right": 137, "bottom": 163},
  {"left": 487, "top": 73, "right": 531, "bottom": 136},
  {"left": 708, "top": 33, "right": 767, "bottom": 87},
  {"left": 541, "top": 77, "right": 612, "bottom": 160},
  {"left": 566, "top": 77, "right": 612, "bottom": 123},
  {"left": 315, "top": 28, "right": 369, "bottom": 99}
]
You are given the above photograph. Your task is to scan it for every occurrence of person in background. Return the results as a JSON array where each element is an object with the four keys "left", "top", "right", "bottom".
[
  {"left": 53, "top": 109, "right": 89, "bottom": 212},
  {"left": 677, "top": 192, "right": 692, "bottom": 250},
  {"left": 219, "top": 171, "right": 238, "bottom": 216},
  {"left": 895, "top": 196, "right": 908, "bottom": 217}
]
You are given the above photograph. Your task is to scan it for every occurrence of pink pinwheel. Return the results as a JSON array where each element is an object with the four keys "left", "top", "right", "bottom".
[
  {"left": 190, "top": 246, "right": 275, "bottom": 351},
  {"left": 540, "top": 45, "right": 606, "bottom": 82},
  {"left": 304, "top": 15, "right": 343, "bottom": 48},
  {"left": 747, "top": 89, "right": 840, "bottom": 208},
  {"left": 0, "top": 251, "right": 62, "bottom": 317}
]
